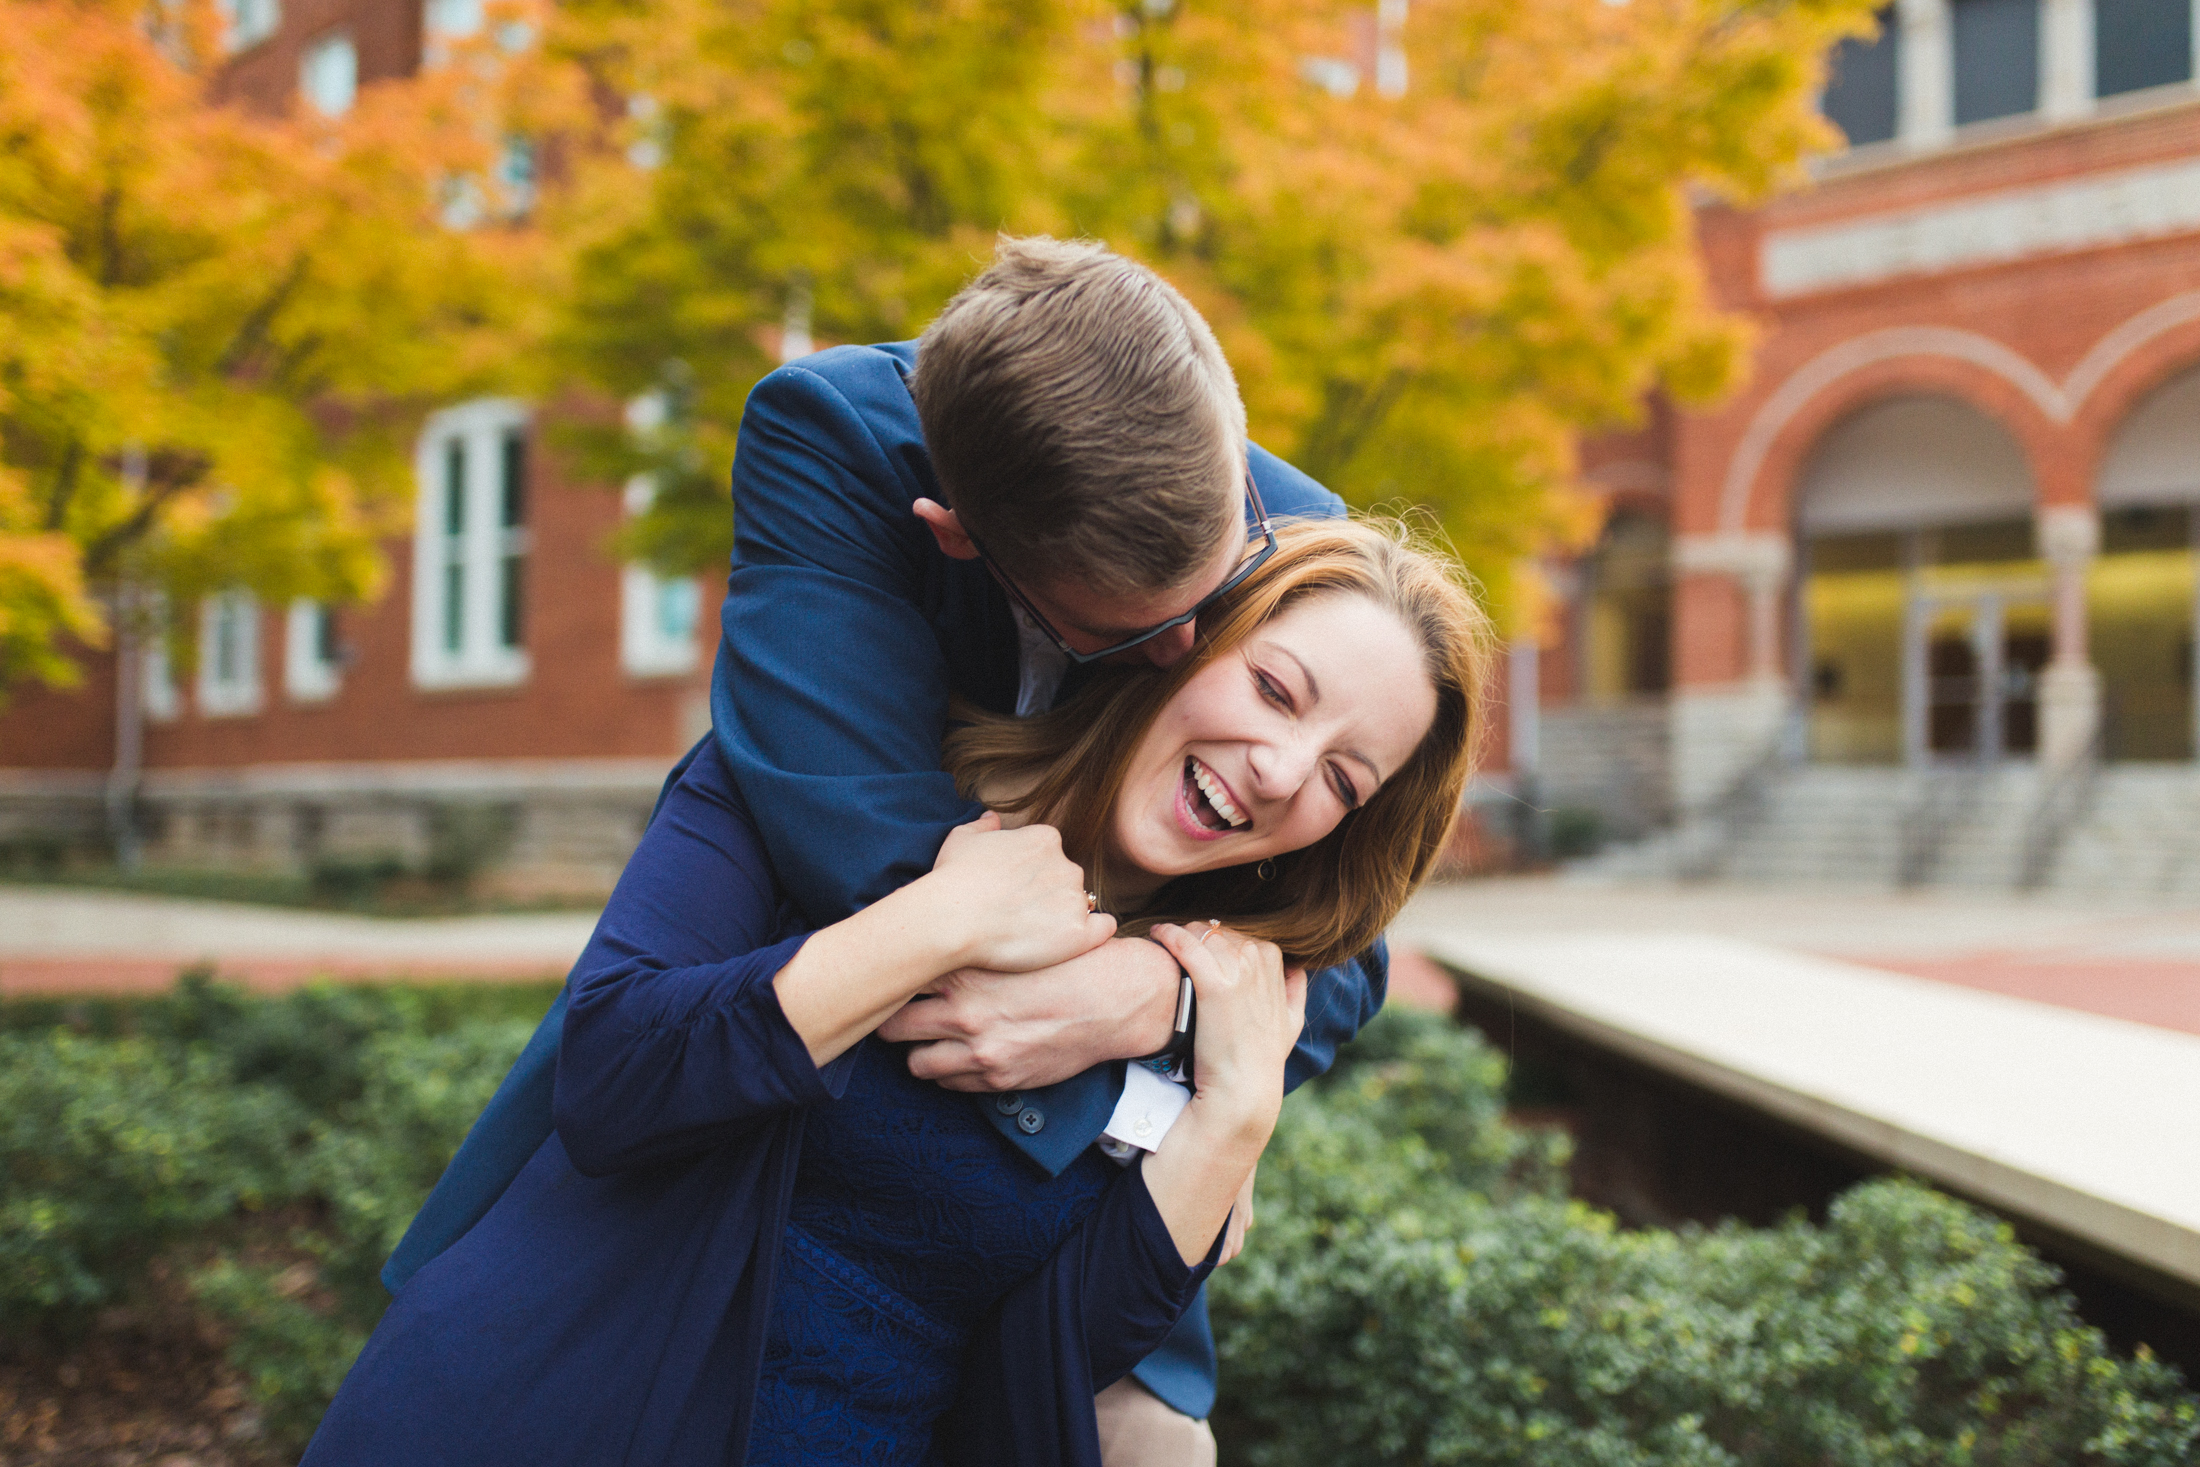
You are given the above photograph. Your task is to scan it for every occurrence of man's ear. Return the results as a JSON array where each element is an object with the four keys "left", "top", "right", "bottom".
[{"left": 912, "top": 498, "right": 981, "bottom": 561}]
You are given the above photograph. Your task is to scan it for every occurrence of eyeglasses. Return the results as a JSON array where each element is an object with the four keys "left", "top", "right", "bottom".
[{"left": 976, "top": 471, "right": 1277, "bottom": 665}]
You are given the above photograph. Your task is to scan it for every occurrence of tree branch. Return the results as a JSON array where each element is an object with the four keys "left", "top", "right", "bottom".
[
  {"left": 97, "top": 183, "right": 126, "bottom": 287},
  {"left": 216, "top": 254, "right": 312, "bottom": 380},
  {"left": 81, "top": 448, "right": 211, "bottom": 577},
  {"left": 1298, "top": 369, "right": 1411, "bottom": 481},
  {"left": 44, "top": 439, "right": 82, "bottom": 532}
]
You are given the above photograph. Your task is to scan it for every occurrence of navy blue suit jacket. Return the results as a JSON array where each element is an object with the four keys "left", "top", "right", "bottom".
[{"left": 382, "top": 341, "right": 1388, "bottom": 1417}]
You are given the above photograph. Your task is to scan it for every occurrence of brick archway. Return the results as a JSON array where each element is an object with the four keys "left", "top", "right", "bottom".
[
  {"left": 2068, "top": 298, "right": 2200, "bottom": 485},
  {"left": 1721, "top": 294, "right": 2200, "bottom": 534},
  {"left": 1723, "top": 334, "right": 2062, "bottom": 536}
]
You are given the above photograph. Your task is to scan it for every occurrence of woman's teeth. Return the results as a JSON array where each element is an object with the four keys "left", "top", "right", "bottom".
[{"left": 1188, "top": 758, "right": 1247, "bottom": 830}]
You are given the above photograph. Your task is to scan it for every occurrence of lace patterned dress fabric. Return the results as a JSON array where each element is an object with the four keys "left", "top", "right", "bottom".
[{"left": 745, "top": 1039, "right": 1114, "bottom": 1466}]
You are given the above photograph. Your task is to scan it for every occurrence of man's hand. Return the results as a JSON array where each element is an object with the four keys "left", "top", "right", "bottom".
[{"left": 876, "top": 936, "right": 1180, "bottom": 1092}]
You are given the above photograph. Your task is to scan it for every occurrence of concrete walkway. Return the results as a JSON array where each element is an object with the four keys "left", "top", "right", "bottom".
[
  {"left": 1393, "top": 876, "right": 2200, "bottom": 1036},
  {"left": 1394, "top": 875, "right": 2200, "bottom": 1308},
  {"left": 0, "top": 886, "right": 595, "bottom": 994},
  {"left": 9, "top": 871, "right": 2200, "bottom": 1027}
]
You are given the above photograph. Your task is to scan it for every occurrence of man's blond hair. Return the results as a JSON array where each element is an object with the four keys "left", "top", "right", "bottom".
[{"left": 913, "top": 236, "right": 1247, "bottom": 597}]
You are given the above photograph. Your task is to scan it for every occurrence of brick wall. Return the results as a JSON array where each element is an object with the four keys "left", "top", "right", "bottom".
[
  {"left": 0, "top": 416, "right": 712, "bottom": 775},
  {"left": 1669, "top": 99, "right": 2200, "bottom": 686},
  {"left": 212, "top": 0, "right": 422, "bottom": 117}
]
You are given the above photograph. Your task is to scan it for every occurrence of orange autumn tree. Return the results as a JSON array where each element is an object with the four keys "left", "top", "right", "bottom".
[
  {"left": 0, "top": 0, "right": 567, "bottom": 700},
  {"left": 551, "top": 0, "right": 1875, "bottom": 626}
]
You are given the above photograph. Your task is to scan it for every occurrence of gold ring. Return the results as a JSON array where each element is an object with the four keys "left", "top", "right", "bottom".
[{"left": 1085, "top": 891, "right": 1099, "bottom": 913}]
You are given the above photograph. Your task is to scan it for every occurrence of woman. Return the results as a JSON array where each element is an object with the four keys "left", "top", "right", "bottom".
[{"left": 301, "top": 519, "right": 1489, "bottom": 1467}]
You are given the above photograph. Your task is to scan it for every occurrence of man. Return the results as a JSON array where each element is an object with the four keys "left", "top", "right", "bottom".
[{"left": 385, "top": 237, "right": 1386, "bottom": 1463}]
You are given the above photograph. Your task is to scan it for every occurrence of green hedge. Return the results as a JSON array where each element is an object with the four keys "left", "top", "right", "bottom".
[
  {"left": 1211, "top": 1007, "right": 2200, "bottom": 1466},
  {"left": 0, "top": 976, "right": 546, "bottom": 1444},
  {"left": 1, "top": 981, "right": 2194, "bottom": 1462}
]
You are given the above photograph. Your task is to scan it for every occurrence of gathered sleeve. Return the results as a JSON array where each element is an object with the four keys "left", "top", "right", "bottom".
[
  {"left": 555, "top": 739, "right": 857, "bottom": 1178},
  {"left": 936, "top": 1163, "right": 1223, "bottom": 1467}
]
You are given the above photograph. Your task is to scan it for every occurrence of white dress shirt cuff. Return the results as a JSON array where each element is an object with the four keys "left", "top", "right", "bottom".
[{"left": 1099, "top": 1061, "right": 1192, "bottom": 1157}]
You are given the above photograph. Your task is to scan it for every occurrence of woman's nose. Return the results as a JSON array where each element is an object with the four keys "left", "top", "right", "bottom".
[{"left": 1245, "top": 737, "right": 1319, "bottom": 798}]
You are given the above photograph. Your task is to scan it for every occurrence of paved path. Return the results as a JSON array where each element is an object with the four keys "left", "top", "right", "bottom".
[
  {"left": 1412, "top": 925, "right": 2200, "bottom": 1304},
  {"left": 1392, "top": 878, "right": 2200, "bottom": 1303},
  {"left": 1394, "top": 876, "right": 2200, "bottom": 1036},
  {"left": 8, "top": 874, "right": 2200, "bottom": 1036},
  {"left": 0, "top": 886, "right": 595, "bottom": 994}
]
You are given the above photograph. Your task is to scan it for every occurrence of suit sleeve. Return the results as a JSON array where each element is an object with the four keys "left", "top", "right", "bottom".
[
  {"left": 1287, "top": 940, "right": 1388, "bottom": 1092},
  {"left": 712, "top": 363, "right": 984, "bottom": 929},
  {"left": 554, "top": 743, "right": 855, "bottom": 1177}
]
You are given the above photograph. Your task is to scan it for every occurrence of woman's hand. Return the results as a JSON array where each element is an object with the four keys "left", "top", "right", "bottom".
[
  {"left": 923, "top": 814, "right": 1117, "bottom": 973},
  {"left": 1137, "top": 922, "right": 1306, "bottom": 1264},
  {"left": 1148, "top": 922, "right": 1307, "bottom": 1137}
]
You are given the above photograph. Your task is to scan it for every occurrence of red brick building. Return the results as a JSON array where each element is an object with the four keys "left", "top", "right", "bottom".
[
  {"left": 1523, "top": 0, "right": 2200, "bottom": 890},
  {"left": 0, "top": 0, "right": 712, "bottom": 893},
  {"left": 9, "top": 0, "right": 2200, "bottom": 894}
]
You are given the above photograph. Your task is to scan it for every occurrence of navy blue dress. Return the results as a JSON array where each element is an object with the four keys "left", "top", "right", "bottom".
[
  {"left": 302, "top": 741, "right": 1211, "bottom": 1467},
  {"left": 749, "top": 1043, "right": 1115, "bottom": 1464}
]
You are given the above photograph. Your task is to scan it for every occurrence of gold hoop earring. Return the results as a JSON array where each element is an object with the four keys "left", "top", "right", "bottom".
[{"left": 1255, "top": 858, "right": 1276, "bottom": 881}]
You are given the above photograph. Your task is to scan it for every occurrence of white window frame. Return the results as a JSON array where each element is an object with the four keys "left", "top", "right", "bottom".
[
  {"left": 143, "top": 595, "right": 180, "bottom": 724},
  {"left": 198, "top": 590, "right": 264, "bottom": 718},
  {"left": 300, "top": 30, "right": 359, "bottom": 118},
  {"left": 427, "top": 0, "right": 483, "bottom": 40},
  {"left": 285, "top": 599, "right": 343, "bottom": 702},
  {"left": 619, "top": 475, "right": 703, "bottom": 677},
  {"left": 217, "top": 0, "right": 280, "bottom": 53},
  {"left": 411, "top": 398, "right": 532, "bottom": 690}
]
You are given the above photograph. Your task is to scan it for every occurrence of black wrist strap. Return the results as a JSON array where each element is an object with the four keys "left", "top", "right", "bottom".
[{"left": 1136, "top": 970, "right": 1196, "bottom": 1067}]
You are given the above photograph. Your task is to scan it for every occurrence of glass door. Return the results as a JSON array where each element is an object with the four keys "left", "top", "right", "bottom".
[{"left": 1906, "top": 590, "right": 2050, "bottom": 763}]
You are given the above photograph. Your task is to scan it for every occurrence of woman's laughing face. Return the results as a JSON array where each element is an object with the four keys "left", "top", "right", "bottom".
[{"left": 1106, "top": 591, "right": 1436, "bottom": 889}]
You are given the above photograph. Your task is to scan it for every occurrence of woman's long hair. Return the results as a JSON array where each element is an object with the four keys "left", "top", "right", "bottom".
[{"left": 945, "top": 517, "right": 1493, "bottom": 971}]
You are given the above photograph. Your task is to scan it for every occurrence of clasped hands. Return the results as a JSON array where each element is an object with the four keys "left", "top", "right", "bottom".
[
  {"left": 893, "top": 813, "right": 1307, "bottom": 1265},
  {"left": 882, "top": 814, "right": 1303, "bottom": 1096}
]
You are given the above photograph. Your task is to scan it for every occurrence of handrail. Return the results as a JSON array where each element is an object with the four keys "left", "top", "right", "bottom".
[
  {"left": 1675, "top": 729, "right": 1795, "bottom": 881},
  {"left": 1894, "top": 759, "right": 1985, "bottom": 888},
  {"left": 2017, "top": 727, "right": 2104, "bottom": 890}
]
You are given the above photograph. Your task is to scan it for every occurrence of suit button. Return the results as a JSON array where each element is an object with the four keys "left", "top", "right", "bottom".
[
  {"left": 1017, "top": 1107, "right": 1046, "bottom": 1134},
  {"left": 995, "top": 1093, "right": 1024, "bottom": 1114}
]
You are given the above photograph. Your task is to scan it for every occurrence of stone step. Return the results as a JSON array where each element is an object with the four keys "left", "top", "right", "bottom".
[{"left": 1583, "top": 763, "right": 2200, "bottom": 895}]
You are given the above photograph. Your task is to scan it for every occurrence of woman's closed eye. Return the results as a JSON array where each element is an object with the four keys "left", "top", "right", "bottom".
[{"left": 1253, "top": 662, "right": 1361, "bottom": 809}]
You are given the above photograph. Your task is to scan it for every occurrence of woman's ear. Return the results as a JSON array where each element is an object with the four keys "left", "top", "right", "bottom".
[{"left": 913, "top": 498, "right": 980, "bottom": 561}]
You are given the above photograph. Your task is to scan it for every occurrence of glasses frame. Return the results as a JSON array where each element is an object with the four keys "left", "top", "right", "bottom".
[{"left": 977, "top": 472, "right": 1278, "bottom": 666}]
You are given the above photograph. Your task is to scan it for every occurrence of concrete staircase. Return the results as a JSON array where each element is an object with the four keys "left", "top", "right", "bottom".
[
  {"left": 1582, "top": 760, "right": 2200, "bottom": 895},
  {"left": 2051, "top": 767, "right": 2200, "bottom": 898}
]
